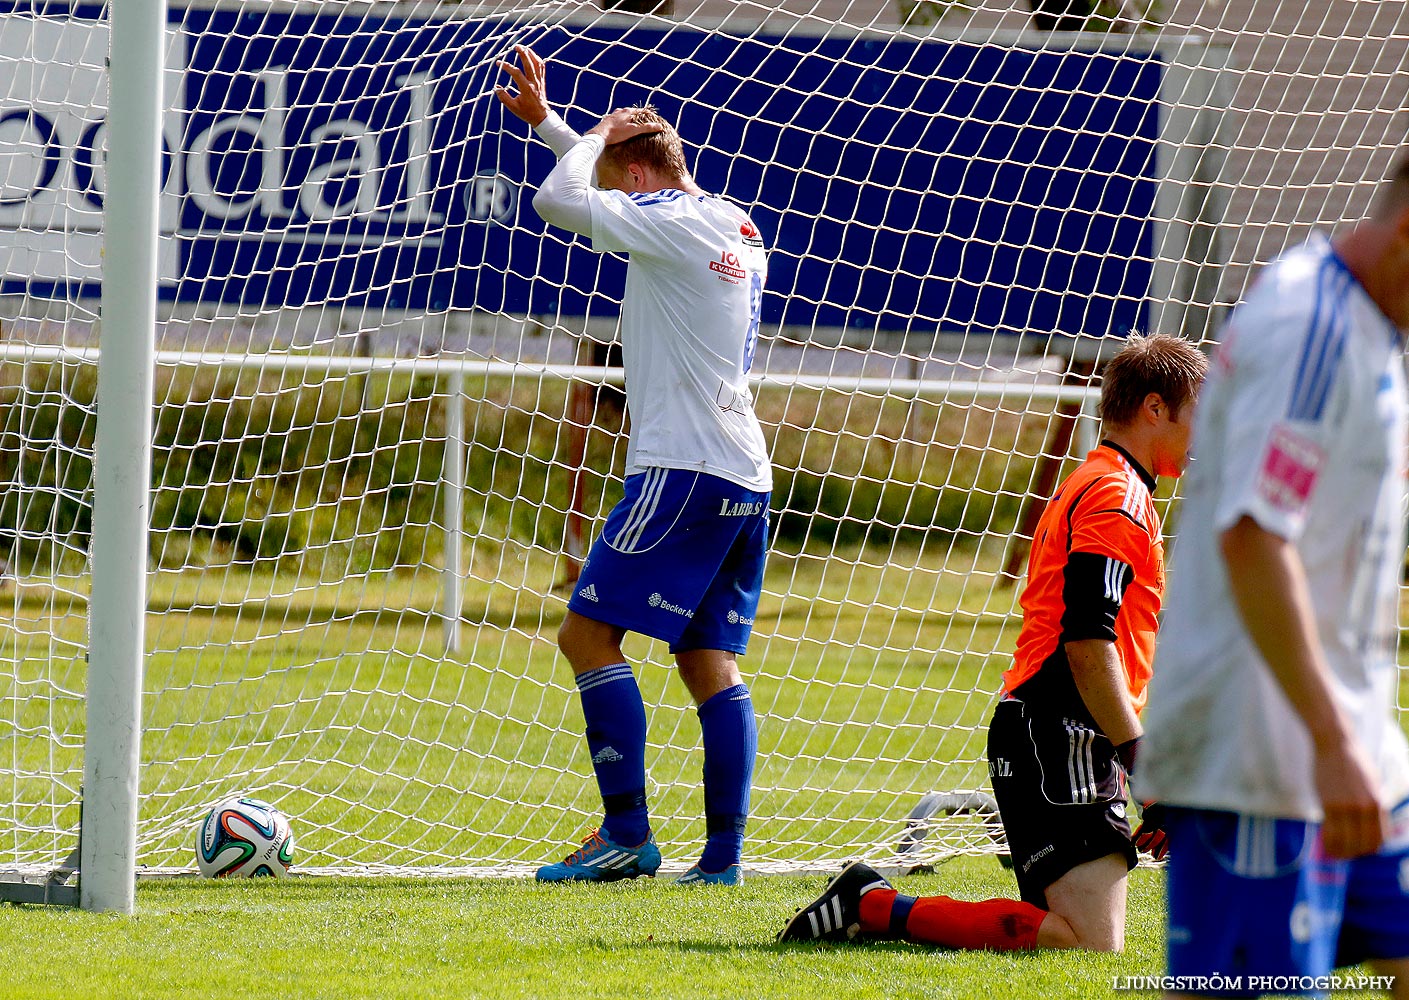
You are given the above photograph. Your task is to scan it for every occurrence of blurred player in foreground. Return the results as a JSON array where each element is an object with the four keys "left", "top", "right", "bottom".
[
  {"left": 497, "top": 46, "right": 771, "bottom": 886},
  {"left": 779, "top": 334, "right": 1206, "bottom": 951},
  {"left": 1139, "top": 159, "right": 1409, "bottom": 999}
]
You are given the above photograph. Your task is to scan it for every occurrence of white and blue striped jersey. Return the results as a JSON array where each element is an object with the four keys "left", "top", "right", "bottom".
[
  {"left": 1140, "top": 233, "right": 1409, "bottom": 820},
  {"left": 532, "top": 113, "right": 772, "bottom": 492}
]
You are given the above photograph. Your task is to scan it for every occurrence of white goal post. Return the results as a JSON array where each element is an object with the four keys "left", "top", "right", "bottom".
[
  {"left": 78, "top": 0, "right": 163, "bottom": 914},
  {"left": 2, "top": 0, "right": 1401, "bottom": 907}
]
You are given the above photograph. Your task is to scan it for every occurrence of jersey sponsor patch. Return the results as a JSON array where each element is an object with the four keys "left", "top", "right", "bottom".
[
  {"left": 1257, "top": 425, "right": 1325, "bottom": 513},
  {"left": 710, "top": 250, "right": 747, "bottom": 283}
]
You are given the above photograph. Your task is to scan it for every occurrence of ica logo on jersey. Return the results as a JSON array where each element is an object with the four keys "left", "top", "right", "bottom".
[{"left": 710, "top": 249, "right": 747, "bottom": 284}]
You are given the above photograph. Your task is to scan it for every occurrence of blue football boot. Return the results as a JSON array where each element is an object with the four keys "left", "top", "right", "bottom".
[
  {"left": 674, "top": 863, "right": 743, "bottom": 886},
  {"left": 535, "top": 828, "right": 662, "bottom": 883}
]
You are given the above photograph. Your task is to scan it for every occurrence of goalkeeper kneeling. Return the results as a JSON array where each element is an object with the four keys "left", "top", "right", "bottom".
[{"left": 779, "top": 333, "right": 1207, "bottom": 951}]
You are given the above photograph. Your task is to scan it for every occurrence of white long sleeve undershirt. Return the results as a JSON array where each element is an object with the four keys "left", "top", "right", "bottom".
[
  {"left": 526, "top": 110, "right": 597, "bottom": 236},
  {"left": 532, "top": 110, "right": 582, "bottom": 159},
  {"left": 531, "top": 129, "right": 603, "bottom": 237}
]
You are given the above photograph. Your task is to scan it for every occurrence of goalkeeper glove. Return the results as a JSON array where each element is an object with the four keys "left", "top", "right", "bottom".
[{"left": 1133, "top": 801, "right": 1170, "bottom": 860}]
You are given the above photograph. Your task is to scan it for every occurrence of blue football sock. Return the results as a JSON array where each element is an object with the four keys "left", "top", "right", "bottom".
[
  {"left": 576, "top": 662, "right": 650, "bottom": 846},
  {"left": 697, "top": 683, "right": 757, "bottom": 872}
]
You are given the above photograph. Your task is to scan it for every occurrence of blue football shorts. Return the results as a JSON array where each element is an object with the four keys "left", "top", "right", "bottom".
[
  {"left": 1338, "top": 797, "right": 1409, "bottom": 967},
  {"left": 1165, "top": 807, "right": 1349, "bottom": 998},
  {"left": 566, "top": 467, "right": 769, "bottom": 655}
]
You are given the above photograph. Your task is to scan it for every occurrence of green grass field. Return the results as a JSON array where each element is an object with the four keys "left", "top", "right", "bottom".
[
  {"left": 4, "top": 538, "right": 1408, "bottom": 998},
  {"left": 3, "top": 538, "right": 1026, "bottom": 871},
  {"left": 1, "top": 858, "right": 1165, "bottom": 1000},
  {"left": 0, "top": 860, "right": 1391, "bottom": 1000}
]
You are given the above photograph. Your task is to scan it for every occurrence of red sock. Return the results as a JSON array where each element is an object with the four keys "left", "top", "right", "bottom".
[
  {"left": 859, "top": 888, "right": 900, "bottom": 934},
  {"left": 859, "top": 889, "right": 1045, "bottom": 951}
]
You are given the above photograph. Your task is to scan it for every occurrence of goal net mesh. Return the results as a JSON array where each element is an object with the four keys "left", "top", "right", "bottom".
[{"left": 1, "top": 0, "right": 1403, "bottom": 875}]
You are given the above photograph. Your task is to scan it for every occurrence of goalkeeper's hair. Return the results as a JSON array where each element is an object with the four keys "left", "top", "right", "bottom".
[
  {"left": 598, "top": 107, "right": 690, "bottom": 181},
  {"left": 1098, "top": 333, "right": 1207, "bottom": 428}
]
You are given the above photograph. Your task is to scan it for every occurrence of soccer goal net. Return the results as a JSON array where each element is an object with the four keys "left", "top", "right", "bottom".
[{"left": 0, "top": 0, "right": 1401, "bottom": 881}]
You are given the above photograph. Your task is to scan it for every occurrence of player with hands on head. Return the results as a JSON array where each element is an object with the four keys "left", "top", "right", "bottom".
[
  {"left": 779, "top": 334, "right": 1205, "bottom": 952},
  {"left": 498, "top": 45, "right": 772, "bottom": 888},
  {"left": 1139, "top": 154, "right": 1409, "bottom": 1000}
]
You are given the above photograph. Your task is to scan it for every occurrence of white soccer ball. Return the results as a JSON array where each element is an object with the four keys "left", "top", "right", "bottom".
[{"left": 195, "top": 796, "right": 295, "bottom": 878}]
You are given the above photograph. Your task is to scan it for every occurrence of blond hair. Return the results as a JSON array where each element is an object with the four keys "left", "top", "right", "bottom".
[{"left": 597, "top": 107, "right": 690, "bottom": 181}]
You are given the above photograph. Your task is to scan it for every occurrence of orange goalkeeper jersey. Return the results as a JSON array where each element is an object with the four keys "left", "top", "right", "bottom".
[{"left": 1001, "top": 443, "right": 1164, "bottom": 716}]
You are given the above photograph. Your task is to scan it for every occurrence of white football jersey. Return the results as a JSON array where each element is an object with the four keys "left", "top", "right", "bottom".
[
  {"left": 530, "top": 113, "right": 771, "bottom": 492},
  {"left": 1139, "top": 234, "right": 1409, "bottom": 819},
  {"left": 588, "top": 190, "right": 772, "bottom": 491}
]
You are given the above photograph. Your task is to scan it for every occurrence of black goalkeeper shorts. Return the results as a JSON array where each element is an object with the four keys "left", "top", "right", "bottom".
[{"left": 986, "top": 697, "right": 1138, "bottom": 909}]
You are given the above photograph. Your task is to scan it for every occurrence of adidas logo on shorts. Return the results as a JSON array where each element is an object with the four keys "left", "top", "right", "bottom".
[{"left": 578, "top": 584, "right": 599, "bottom": 602}]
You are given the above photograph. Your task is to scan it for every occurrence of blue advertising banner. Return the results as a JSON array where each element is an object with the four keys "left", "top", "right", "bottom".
[{"left": 0, "top": 3, "right": 1163, "bottom": 337}]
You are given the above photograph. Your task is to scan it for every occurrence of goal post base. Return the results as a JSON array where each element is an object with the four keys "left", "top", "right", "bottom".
[
  {"left": 0, "top": 844, "right": 81, "bottom": 907},
  {"left": 893, "top": 789, "right": 1013, "bottom": 874}
]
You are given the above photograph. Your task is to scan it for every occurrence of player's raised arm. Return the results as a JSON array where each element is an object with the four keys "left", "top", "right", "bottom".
[
  {"left": 496, "top": 44, "right": 549, "bottom": 126},
  {"left": 496, "top": 45, "right": 581, "bottom": 158},
  {"left": 531, "top": 133, "right": 601, "bottom": 236}
]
